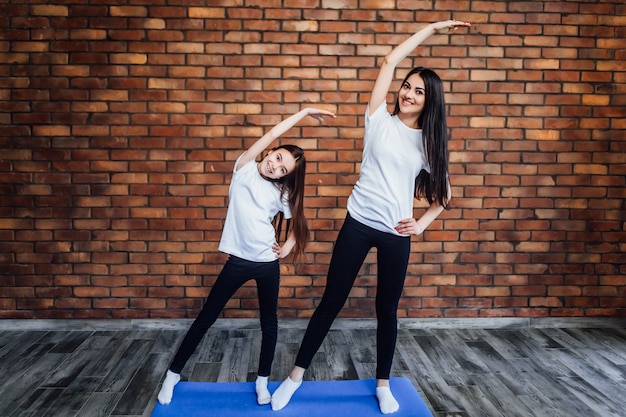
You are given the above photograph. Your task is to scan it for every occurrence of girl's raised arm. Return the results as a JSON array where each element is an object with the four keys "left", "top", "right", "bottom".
[
  {"left": 369, "top": 20, "right": 471, "bottom": 112},
  {"left": 236, "top": 108, "right": 335, "bottom": 171}
]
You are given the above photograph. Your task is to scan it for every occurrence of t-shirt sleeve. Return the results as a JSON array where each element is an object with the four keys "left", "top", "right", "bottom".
[
  {"left": 364, "top": 102, "right": 389, "bottom": 145},
  {"left": 365, "top": 101, "right": 388, "bottom": 124},
  {"left": 233, "top": 152, "right": 255, "bottom": 176}
]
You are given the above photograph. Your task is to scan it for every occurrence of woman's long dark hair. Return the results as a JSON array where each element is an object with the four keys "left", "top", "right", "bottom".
[
  {"left": 393, "top": 67, "right": 450, "bottom": 209},
  {"left": 269, "top": 144, "right": 309, "bottom": 261}
]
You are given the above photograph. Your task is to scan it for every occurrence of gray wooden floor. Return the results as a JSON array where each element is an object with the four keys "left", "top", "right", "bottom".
[{"left": 1, "top": 319, "right": 625, "bottom": 417}]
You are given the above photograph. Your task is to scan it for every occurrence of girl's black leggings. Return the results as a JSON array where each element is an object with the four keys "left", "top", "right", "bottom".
[
  {"left": 295, "top": 213, "right": 411, "bottom": 380},
  {"left": 169, "top": 255, "right": 280, "bottom": 377}
]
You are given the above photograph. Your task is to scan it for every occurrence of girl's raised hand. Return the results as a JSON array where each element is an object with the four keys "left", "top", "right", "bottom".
[
  {"left": 305, "top": 108, "right": 336, "bottom": 123},
  {"left": 431, "top": 20, "right": 471, "bottom": 34}
]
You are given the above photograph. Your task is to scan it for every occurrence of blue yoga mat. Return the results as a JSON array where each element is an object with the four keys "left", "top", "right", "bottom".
[{"left": 150, "top": 377, "right": 432, "bottom": 417}]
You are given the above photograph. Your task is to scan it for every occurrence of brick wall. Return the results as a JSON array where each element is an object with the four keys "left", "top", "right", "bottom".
[{"left": 1, "top": 0, "right": 625, "bottom": 319}]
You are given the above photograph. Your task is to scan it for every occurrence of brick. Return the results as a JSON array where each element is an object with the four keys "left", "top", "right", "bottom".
[
  {"left": 31, "top": 5, "right": 68, "bottom": 16},
  {"left": 188, "top": 7, "right": 226, "bottom": 18},
  {"left": 110, "top": 6, "right": 147, "bottom": 17},
  {"left": 130, "top": 298, "right": 166, "bottom": 309}
]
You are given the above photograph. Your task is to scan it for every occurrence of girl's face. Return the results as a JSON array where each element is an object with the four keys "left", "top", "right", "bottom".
[
  {"left": 258, "top": 148, "right": 297, "bottom": 180},
  {"left": 398, "top": 73, "right": 426, "bottom": 116}
]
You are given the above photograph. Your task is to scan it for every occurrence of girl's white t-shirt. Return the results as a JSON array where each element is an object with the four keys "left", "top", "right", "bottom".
[
  {"left": 218, "top": 154, "right": 292, "bottom": 262},
  {"left": 347, "top": 102, "right": 430, "bottom": 236}
]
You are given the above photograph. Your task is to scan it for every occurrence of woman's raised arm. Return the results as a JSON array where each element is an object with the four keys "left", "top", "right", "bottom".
[{"left": 369, "top": 20, "right": 471, "bottom": 111}]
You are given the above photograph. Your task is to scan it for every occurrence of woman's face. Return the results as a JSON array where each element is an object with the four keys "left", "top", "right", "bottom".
[
  {"left": 398, "top": 73, "right": 426, "bottom": 116},
  {"left": 258, "top": 148, "right": 296, "bottom": 180}
]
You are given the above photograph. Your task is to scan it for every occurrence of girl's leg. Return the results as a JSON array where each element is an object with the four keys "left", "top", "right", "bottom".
[
  {"left": 254, "top": 260, "right": 280, "bottom": 405},
  {"left": 374, "top": 234, "right": 410, "bottom": 414},
  {"left": 170, "top": 257, "right": 251, "bottom": 373},
  {"left": 158, "top": 256, "right": 250, "bottom": 405},
  {"left": 255, "top": 260, "right": 280, "bottom": 377},
  {"left": 272, "top": 214, "right": 372, "bottom": 411}
]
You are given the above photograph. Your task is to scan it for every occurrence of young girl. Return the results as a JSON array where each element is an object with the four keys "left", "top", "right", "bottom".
[
  {"left": 271, "top": 20, "right": 471, "bottom": 414},
  {"left": 157, "top": 107, "right": 336, "bottom": 406}
]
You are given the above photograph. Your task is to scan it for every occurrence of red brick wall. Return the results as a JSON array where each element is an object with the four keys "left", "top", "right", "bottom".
[{"left": 1, "top": 1, "right": 625, "bottom": 319}]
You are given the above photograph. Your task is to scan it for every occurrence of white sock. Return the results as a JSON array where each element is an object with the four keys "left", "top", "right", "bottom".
[
  {"left": 157, "top": 370, "right": 180, "bottom": 405},
  {"left": 376, "top": 386, "right": 399, "bottom": 414},
  {"left": 270, "top": 376, "right": 302, "bottom": 411},
  {"left": 256, "top": 375, "right": 271, "bottom": 405}
]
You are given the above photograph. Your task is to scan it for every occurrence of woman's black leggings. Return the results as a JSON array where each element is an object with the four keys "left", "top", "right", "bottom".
[
  {"left": 169, "top": 255, "right": 280, "bottom": 377},
  {"left": 295, "top": 213, "right": 411, "bottom": 379}
]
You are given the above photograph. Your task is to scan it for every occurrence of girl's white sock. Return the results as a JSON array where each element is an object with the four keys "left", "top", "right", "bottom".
[
  {"left": 270, "top": 376, "right": 302, "bottom": 411},
  {"left": 256, "top": 375, "right": 271, "bottom": 405},
  {"left": 376, "top": 386, "right": 399, "bottom": 414},
  {"left": 157, "top": 370, "right": 180, "bottom": 405}
]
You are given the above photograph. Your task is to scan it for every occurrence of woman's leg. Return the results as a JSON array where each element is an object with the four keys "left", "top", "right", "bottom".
[
  {"left": 158, "top": 256, "right": 250, "bottom": 405},
  {"left": 272, "top": 214, "right": 373, "bottom": 411},
  {"left": 374, "top": 233, "right": 410, "bottom": 414},
  {"left": 294, "top": 214, "right": 373, "bottom": 369},
  {"left": 375, "top": 234, "right": 410, "bottom": 379}
]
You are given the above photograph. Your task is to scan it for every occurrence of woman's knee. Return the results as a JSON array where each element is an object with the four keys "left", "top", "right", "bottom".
[
  {"left": 375, "top": 306, "right": 398, "bottom": 325},
  {"left": 317, "top": 294, "right": 348, "bottom": 317}
]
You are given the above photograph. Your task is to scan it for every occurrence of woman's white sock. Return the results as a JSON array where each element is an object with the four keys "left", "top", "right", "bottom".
[
  {"left": 270, "top": 376, "right": 302, "bottom": 411},
  {"left": 157, "top": 370, "right": 180, "bottom": 405},
  {"left": 376, "top": 386, "right": 399, "bottom": 414},
  {"left": 256, "top": 375, "right": 271, "bottom": 405}
]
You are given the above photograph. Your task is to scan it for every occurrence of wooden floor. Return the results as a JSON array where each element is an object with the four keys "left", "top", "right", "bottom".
[{"left": 1, "top": 319, "right": 625, "bottom": 417}]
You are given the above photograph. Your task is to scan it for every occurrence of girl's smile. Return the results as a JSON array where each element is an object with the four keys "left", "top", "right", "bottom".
[{"left": 258, "top": 148, "right": 297, "bottom": 179}]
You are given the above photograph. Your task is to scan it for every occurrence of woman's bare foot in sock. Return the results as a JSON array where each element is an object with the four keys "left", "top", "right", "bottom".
[
  {"left": 376, "top": 385, "right": 399, "bottom": 414},
  {"left": 271, "top": 366, "right": 304, "bottom": 411}
]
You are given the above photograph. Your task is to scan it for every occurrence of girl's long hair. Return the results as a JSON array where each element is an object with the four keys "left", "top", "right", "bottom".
[
  {"left": 393, "top": 67, "right": 450, "bottom": 209},
  {"left": 270, "top": 144, "right": 309, "bottom": 261}
]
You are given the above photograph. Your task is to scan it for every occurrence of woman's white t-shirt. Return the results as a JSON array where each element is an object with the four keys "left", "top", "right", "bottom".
[
  {"left": 218, "top": 154, "right": 291, "bottom": 262},
  {"left": 347, "top": 102, "right": 430, "bottom": 236}
]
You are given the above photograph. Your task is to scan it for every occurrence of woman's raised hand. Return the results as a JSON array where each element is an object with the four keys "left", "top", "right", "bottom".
[{"left": 431, "top": 20, "right": 472, "bottom": 34}]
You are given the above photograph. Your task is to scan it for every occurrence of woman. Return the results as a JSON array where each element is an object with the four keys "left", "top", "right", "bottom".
[
  {"left": 271, "top": 20, "right": 471, "bottom": 414},
  {"left": 157, "top": 107, "right": 335, "bottom": 406}
]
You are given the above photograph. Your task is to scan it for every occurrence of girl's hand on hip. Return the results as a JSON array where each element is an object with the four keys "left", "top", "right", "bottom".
[
  {"left": 272, "top": 242, "right": 289, "bottom": 259},
  {"left": 395, "top": 218, "right": 425, "bottom": 236},
  {"left": 431, "top": 20, "right": 471, "bottom": 34}
]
